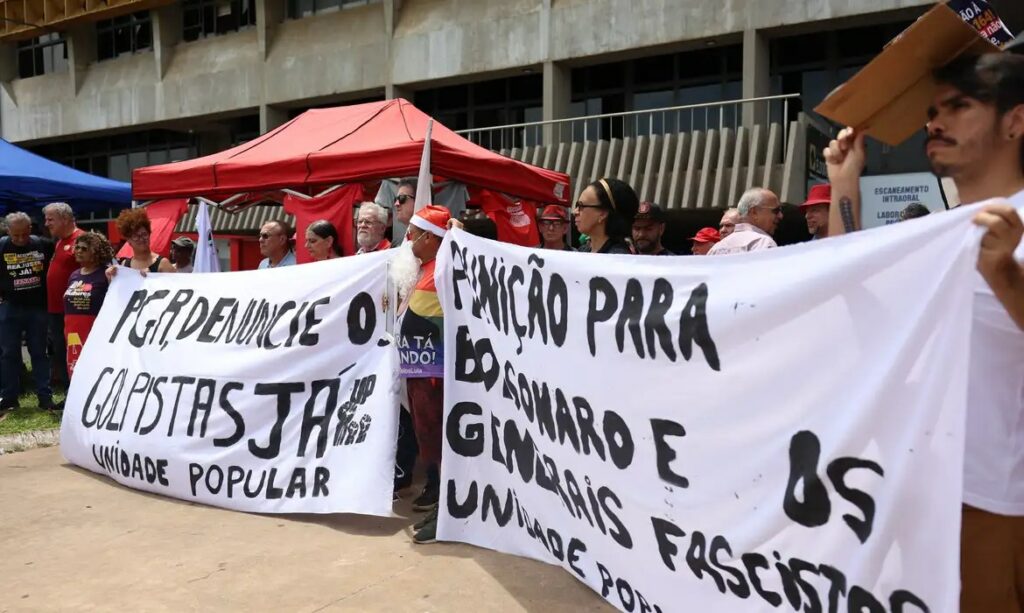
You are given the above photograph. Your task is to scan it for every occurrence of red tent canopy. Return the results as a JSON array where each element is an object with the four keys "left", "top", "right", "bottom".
[{"left": 132, "top": 99, "right": 570, "bottom": 205}]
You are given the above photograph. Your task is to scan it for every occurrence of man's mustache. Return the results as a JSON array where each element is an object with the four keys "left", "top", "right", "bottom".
[{"left": 925, "top": 134, "right": 957, "bottom": 147}]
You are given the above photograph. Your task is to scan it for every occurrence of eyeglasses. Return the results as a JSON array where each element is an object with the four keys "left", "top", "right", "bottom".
[
  {"left": 573, "top": 203, "right": 603, "bottom": 212},
  {"left": 539, "top": 220, "right": 565, "bottom": 227},
  {"left": 395, "top": 194, "right": 413, "bottom": 204},
  {"left": 757, "top": 206, "right": 783, "bottom": 216},
  {"left": 356, "top": 219, "right": 383, "bottom": 226}
]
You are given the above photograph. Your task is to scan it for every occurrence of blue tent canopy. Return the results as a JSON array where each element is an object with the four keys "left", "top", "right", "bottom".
[{"left": 0, "top": 138, "right": 132, "bottom": 214}]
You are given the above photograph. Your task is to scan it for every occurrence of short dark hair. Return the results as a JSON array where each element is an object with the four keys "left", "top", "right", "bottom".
[
  {"left": 306, "top": 219, "right": 342, "bottom": 256},
  {"left": 899, "top": 203, "right": 931, "bottom": 221},
  {"left": 934, "top": 53, "right": 1024, "bottom": 115},
  {"left": 935, "top": 53, "right": 1024, "bottom": 171},
  {"left": 397, "top": 177, "right": 418, "bottom": 192}
]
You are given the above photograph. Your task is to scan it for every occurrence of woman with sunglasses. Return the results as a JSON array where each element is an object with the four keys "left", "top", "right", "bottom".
[
  {"left": 63, "top": 232, "right": 115, "bottom": 379},
  {"left": 304, "top": 219, "right": 343, "bottom": 262},
  {"left": 573, "top": 178, "right": 640, "bottom": 254},
  {"left": 115, "top": 208, "right": 175, "bottom": 273}
]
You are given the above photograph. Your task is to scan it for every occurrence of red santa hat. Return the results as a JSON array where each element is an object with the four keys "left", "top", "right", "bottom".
[{"left": 409, "top": 205, "right": 451, "bottom": 238}]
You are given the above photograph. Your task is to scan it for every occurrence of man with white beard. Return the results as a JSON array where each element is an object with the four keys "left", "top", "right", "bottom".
[
  {"left": 355, "top": 202, "right": 391, "bottom": 254},
  {"left": 389, "top": 205, "right": 452, "bottom": 545}
]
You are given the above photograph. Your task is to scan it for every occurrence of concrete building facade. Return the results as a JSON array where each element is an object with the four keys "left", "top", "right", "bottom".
[{"left": 1, "top": 0, "right": 1022, "bottom": 191}]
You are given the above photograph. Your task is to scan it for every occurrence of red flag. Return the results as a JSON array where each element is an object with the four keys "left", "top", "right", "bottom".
[
  {"left": 283, "top": 184, "right": 365, "bottom": 263},
  {"left": 469, "top": 188, "right": 540, "bottom": 247}
]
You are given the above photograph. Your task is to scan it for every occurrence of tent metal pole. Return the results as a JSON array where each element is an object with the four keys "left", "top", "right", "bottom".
[{"left": 280, "top": 189, "right": 312, "bottom": 200}]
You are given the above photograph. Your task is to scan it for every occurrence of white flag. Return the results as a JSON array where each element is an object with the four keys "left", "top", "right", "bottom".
[
  {"left": 194, "top": 201, "right": 220, "bottom": 273},
  {"left": 414, "top": 119, "right": 433, "bottom": 212}
]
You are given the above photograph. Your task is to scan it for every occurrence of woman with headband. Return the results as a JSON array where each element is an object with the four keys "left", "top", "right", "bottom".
[{"left": 573, "top": 177, "right": 640, "bottom": 254}]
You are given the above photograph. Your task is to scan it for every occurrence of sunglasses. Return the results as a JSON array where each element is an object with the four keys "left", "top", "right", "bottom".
[
  {"left": 259, "top": 232, "right": 280, "bottom": 240},
  {"left": 395, "top": 194, "right": 413, "bottom": 204}
]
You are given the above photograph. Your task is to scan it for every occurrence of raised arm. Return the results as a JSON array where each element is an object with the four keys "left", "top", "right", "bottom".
[
  {"left": 975, "top": 204, "right": 1024, "bottom": 331},
  {"left": 824, "top": 127, "right": 867, "bottom": 237}
]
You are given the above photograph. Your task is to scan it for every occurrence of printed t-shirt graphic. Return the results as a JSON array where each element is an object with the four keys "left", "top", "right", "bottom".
[
  {"left": 398, "top": 258, "right": 444, "bottom": 378},
  {"left": 0, "top": 237, "right": 52, "bottom": 308},
  {"left": 63, "top": 268, "right": 109, "bottom": 377}
]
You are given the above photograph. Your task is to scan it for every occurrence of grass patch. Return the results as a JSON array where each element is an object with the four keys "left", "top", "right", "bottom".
[{"left": 0, "top": 391, "right": 67, "bottom": 436}]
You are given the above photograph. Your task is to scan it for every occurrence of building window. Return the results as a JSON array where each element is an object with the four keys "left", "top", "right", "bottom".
[
  {"left": 569, "top": 45, "right": 743, "bottom": 139},
  {"left": 286, "top": 0, "right": 378, "bottom": 20},
  {"left": 416, "top": 75, "right": 542, "bottom": 148},
  {"left": 183, "top": 0, "right": 256, "bottom": 42},
  {"left": 228, "top": 115, "right": 262, "bottom": 145},
  {"left": 30, "top": 130, "right": 197, "bottom": 183},
  {"left": 769, "top": 18, "right": 929, "bottom": 175},
  {"left": 16, "top": 33, "right": 68, "bottom": 79},
  {"left": 97, "top": 11, "right": 153, "bottom": 60}
]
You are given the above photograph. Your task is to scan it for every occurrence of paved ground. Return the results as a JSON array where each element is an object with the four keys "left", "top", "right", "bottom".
[{"left": 0, "top": 447, "right": 611, "bottom": 612}]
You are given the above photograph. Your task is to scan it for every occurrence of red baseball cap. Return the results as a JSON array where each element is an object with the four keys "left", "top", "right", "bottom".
[
  {"left": 800, "top": 184, "right": 831, "bottom": 209},
  {"left": 689, "top": 227, "right": 721, "bottom": 243},
  {"left": 538, "top": 205, "right": 570, "bottom": 222}
]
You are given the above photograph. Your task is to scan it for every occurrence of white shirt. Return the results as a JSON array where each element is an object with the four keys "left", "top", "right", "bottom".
[
  {"left": 707, "top": 223, "right": 777, "bottom": 255},
  {"left": 963, "top": 190, "right": 1024, "bottom": 515}
]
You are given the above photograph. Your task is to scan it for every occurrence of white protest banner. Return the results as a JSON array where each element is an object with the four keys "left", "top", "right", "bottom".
[
  {"left": 60, "top": 250, "right": 398, "bottom": 516},
  {"left": 435, "top": 208, "right": 980, "bottom": 613},
  {"left": 859, "top": 172, "right": 947, "bottom": 228}
]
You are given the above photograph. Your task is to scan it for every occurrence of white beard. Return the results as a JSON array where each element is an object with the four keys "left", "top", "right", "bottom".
[
  {"left": 357, "top": 230, "right": 378, "bottom": 250},
  {"left": 389, "top": 240, "right": 421, "bottom": 301}
]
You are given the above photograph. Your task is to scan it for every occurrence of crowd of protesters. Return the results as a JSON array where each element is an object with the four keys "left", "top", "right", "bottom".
[{"left": 0, "top": 43, "right": 1021, "bottom": 613}]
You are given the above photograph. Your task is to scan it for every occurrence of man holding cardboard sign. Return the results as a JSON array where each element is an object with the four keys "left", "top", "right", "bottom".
[{"left": 817, "top": 7, "right": 1024, "bottom": 608}]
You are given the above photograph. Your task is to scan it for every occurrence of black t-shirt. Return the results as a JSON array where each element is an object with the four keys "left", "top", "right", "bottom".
[
  {"left": 0, "top": 236, "right": 53, "bottom": 308},
  {"left": 577, "top": 238, "right": 632, "bottom": 255}
]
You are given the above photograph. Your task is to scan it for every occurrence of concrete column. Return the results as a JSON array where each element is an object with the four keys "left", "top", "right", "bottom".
[
  {"left": 383, "top": 0, "right": 404, "bottom": 102},
  {"left": 67, "top": 25, "right": 96, "bottom": 95},
  {"left": 260, "top": 104, "right": 288, "bottom": 133},
  {"left": 257, "top": 0, "right": 285, "bottom": 60},
  {"left": 741, "top": 28, "right": 770, "bottom": 128},
  {"left": 153, "top": 2, "right": 182, "bottom": 80},
  {"left": 0, "top": 42, "right": 15, "bottom": 82},
  {"left": 0, "top": 43, "right": 15, "bottom": 137},
  {"left": 386, "top": 83, "right": 412, "bottom": 100},
  {"left": 542, "top": 61, "right": 570, "bottom": 145}
]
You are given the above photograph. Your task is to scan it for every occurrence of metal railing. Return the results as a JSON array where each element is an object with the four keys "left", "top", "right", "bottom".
[{"left": 456, "top": 94, "right": 801, "bottom": 152}]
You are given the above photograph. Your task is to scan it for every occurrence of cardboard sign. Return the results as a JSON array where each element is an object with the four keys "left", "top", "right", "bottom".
[{"left": 815, "top": 4, "right": 1000, "bottom": 146}]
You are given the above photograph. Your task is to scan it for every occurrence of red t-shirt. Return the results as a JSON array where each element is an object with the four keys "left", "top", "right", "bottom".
[{"left": 47, "top": 227, "right": 84, "bottom": 314}]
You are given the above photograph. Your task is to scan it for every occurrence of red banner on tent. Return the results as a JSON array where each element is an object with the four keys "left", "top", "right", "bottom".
[
  {"left": 283, "top": 184, "right": 364, "bottom": 263},
  {"left": 115, "top": 199, "right": 188, "bottom": 259}
]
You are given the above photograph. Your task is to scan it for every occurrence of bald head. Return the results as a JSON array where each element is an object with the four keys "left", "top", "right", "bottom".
[{"left": 719, "top": 208, "right": 740, "bottom": 237}]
